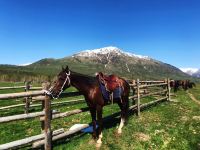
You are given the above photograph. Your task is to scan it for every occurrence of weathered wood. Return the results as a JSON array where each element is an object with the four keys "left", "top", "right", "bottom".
[
  {"left": 139, "top": 83, "right": 167, "bottom": 88},
  {"left": 140, "top": 90, "right": 167, "bottom": 98},
  {"left": 0, "top": 128, "right": 64, "bottom": 150},
  {"left": 0, "top": 90, "right": 45, "bottom": 100},
  {"left": 0, "top": 99, "right": 85, "bottom": 111},
  {"left": 32, "top": 96, "right": 45, "bottom": 101},
  {"left": 136, "top": 79, "right": 140, "bottom": 116},
  {"left": 0, "top": 86, "right": 42, "bottom": 90},
  {"left": 24, "top": 82, "right": 31, "bottom": 114},
  {"left": 40, "top": 107, "right": 89, "bottom": 121},
  {"left": 32, "top": 124, "right": 89, "bottom": 148},
  {"left": 167, "top": 78, "right": 171, "bottom": 101},
  {"left": 0, "top": 111, "right": 44, "bottom": 123},
  {"left": 0, "top": 104, "right": 25, "bottom": 110},
  {"left": 44, "top": 95, "right": 52, "bottom": 150},
  {"left": 30, "top": 87, "right": 43, "bottom": 90},
  {"left": 140, "top": 97, "right": 167, "bottom": 109},
  {"left": 139, "top": 80, "right": 165, "bottom": 83},
  {"left": 41, "top": 99, "right": 45, "bottom": 132},
  {"left": 129, "top": 104, "right": 137, "bottom": 110},
  {"left": 129, "top": 81, "right": 165, "bottom": 87},
  {"left": 0, "top": 86, "right": 26, "bottom": 90},
  {"left": 0, "top": 110, "right": 59, "bottom": 123}
]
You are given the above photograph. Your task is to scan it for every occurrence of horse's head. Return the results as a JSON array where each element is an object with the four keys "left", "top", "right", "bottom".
[{"left": 48, "top": 66, "right": 71, "bottom": 98}]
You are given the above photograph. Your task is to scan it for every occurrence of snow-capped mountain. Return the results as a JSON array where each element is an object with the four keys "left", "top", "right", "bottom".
[
  {"left": 180, "top": 68, "right": 200, "bottom": 77},
  {"left": 72, "top": 46, "right": 153, "bottom": 70},
  {"left": 0, "top": 46, "right": 195, "bottom": 81},
  {"left": 73, "top": 46, "right": 149, "bottom": 59}
]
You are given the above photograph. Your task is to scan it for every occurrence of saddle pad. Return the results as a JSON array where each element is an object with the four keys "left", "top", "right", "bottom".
[{"left": 99, "top": 82, "right": 123, "bottom": 101}]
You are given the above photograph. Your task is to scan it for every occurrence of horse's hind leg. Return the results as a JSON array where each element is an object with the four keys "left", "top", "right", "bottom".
[
  {"left": 117, "top": 98, "right": 128, "bottom": 134},
  {"left": 96, "top": 105, "right": 103, "bottom": 146},
  {"left": 117, "top": 101, "right": 125, "bottom": 134},
  {"left": 89, "top": 108, "right": 97, "bottom": 139}
]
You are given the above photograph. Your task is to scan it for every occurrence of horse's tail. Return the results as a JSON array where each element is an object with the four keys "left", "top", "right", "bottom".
[{"left": 192, "top": 82, "right": 196, "bottom": 87}]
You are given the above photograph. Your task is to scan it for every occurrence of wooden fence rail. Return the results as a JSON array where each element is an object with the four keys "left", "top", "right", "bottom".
[
  {"left": 0, "top": 90, "right": 45, "bottom": 100},
  {"left": 0, "top": 128, "right": 65, "bottom": 150},
  {"left": 0, "top": 99, "right": 85, "bottom": 110},
  {"left": 0, "top": 86, "right": 42, "bottom": 90}
]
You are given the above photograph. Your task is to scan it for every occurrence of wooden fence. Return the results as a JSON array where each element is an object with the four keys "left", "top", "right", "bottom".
[{"left": 0, "top": 79, "right": 171, "bottom": 150}]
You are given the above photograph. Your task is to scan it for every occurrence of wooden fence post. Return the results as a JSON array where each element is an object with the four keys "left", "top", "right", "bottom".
[
  {"left": 136, "top": 79, "right": 140, "bottom": 116},
  {"left": 41, "top": 82, "right": 51, "bottom": 132},
  {"left": 167, "top": 78, "right": 171, "bottom": 101},
  {"left": 24, "top": 82, "right": 31, "bottom": 113},
  {"left": 131, "top": 80, "right": 136, "bottom": 105},
  {"left": 44, "top": 95, "right": 52, "bottom": 150}
]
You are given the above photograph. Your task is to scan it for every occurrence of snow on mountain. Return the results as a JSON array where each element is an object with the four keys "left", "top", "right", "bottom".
[
  {"left": 74, "top": 46, "right": 149, "bottom": 59},
  {"left": 193, "top": 70, "right": 200, "bottom": 78},
  {"left": 180, "top": 68, "right": 199, "bottom": 76},
  {"left": 18, "top": 62, "right": 32, "bottom": 66}
]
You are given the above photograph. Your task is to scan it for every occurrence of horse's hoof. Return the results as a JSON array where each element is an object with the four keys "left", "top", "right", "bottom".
[
  {"left": 88, "top": 139, "right": 96, "bottom": 145},
  {"left": 96, "top": 142, "right": 102, "bottom": 148},
  {"left": 97, "top": 139, "right": 102, "bottom": 144},
  {"left": 117, "top": 129, "right": 122, "bottom": 134}
]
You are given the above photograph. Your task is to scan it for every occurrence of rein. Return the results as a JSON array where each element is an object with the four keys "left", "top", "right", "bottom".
[{"left": 45, "top": 71, "right": 71, "bottom": 99}]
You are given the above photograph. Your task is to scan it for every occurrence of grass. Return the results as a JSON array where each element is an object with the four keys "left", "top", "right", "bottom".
[{"left": 0, "top": 83, "right": 200, "bottom": 149}]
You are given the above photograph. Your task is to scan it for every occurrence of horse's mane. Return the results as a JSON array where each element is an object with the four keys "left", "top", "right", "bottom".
[{"left": 71, "top": 71, "right": 97, "bottom": 84}]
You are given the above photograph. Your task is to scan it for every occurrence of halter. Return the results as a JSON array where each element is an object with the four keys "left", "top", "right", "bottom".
[{"left": 45, "top": 71, "right": 71, "bottom": 99}]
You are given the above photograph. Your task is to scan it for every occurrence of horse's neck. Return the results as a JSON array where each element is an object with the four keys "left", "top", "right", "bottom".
[{"left": 70, "top": 73, "right": 93, "bottom": 93}]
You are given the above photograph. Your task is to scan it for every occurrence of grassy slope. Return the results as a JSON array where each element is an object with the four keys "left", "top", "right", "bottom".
[
  {"left": 0, "top": 83, "right": 200, "bottom": 150},
  {"left": 1, "top": 57, "right": 198, "bottom": 82}
]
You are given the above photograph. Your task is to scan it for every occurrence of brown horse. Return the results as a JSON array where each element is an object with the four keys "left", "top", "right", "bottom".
[
  {"left": 170, "top": 80, "right": 196, "bottom": 92},
  {"left": 170, "top": 80, "right": 182, "bottom": 92},
  {"left": 182, "top": 80, "right": 196, "bottom": 90},
  {"left": 47, "top": 66, "right": 130, "bottom": 146}
]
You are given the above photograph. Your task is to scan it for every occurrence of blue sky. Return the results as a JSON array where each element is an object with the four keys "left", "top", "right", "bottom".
[{"left": 0, "top": 0, "right": 200, "bottom": 68}]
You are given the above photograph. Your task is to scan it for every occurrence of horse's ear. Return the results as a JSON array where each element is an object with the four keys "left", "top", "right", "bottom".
[
  {"left": 62, "top": 66, "right": 65, "bottom": 71},
  {"left": 65, "top": 65, "right": 69, "bottom": 71}
]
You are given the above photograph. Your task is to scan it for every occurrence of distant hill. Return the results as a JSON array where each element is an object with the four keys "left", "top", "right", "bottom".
[{"left": 0, "top": 46, "right": 196, "bottom": 82}]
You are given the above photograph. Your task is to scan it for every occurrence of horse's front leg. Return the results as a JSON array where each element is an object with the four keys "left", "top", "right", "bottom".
[
  {"left": 96, "top": 105, "right": 103, "bottom": 147},
  {"left": 89, "top": 108, "right": 97, "bottom": 139}
]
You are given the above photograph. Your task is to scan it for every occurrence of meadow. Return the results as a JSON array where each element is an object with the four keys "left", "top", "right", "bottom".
[{"left": 0, "top": 82, "right": 200, "bottom": 150}]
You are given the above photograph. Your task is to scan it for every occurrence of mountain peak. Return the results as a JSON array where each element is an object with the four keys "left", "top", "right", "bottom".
[{"left": 73, "top": 46, "right": 149, "bottom": 59}]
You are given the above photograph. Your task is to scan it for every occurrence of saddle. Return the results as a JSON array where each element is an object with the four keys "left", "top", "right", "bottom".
[{"left": 97, "top": 72, "right": 122, "bottom": 92}]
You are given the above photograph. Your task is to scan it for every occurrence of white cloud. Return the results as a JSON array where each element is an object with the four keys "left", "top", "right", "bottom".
[
  {"left": 180, "top": 68, "right": 199, "bottom": 75},
  {"left": 180, "top": 68, "right": 198, "bottom": 72}
]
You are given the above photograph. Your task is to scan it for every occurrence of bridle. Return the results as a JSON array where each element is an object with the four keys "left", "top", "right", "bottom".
[{"left": 45, "top": 71, "right": 71, "bottom": 99}]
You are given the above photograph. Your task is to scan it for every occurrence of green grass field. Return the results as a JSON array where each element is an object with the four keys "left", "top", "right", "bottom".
[{"left": 0, "top": 82, "right": 200, "bottom": 150}]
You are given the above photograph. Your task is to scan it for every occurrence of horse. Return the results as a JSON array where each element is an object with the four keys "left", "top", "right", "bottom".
[
  {"left": 46, "top": 66, "right": 130, "bottom": 146},
  {"left": 188, "top": 81, "right": 196, "bottom": 88},
  {"left": 182, "top": 80, "right": 196, "bottom": 90},
  {"left": 170, "top": 80, "right": 182, "bottom": 92},
  {"left": 170, "top": 80, "right": 196, "bottom": 92}
]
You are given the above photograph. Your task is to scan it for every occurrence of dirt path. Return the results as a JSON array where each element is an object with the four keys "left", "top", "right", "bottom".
[{"left": 187, "top": 91, "right": 200, "bottom": 106}]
